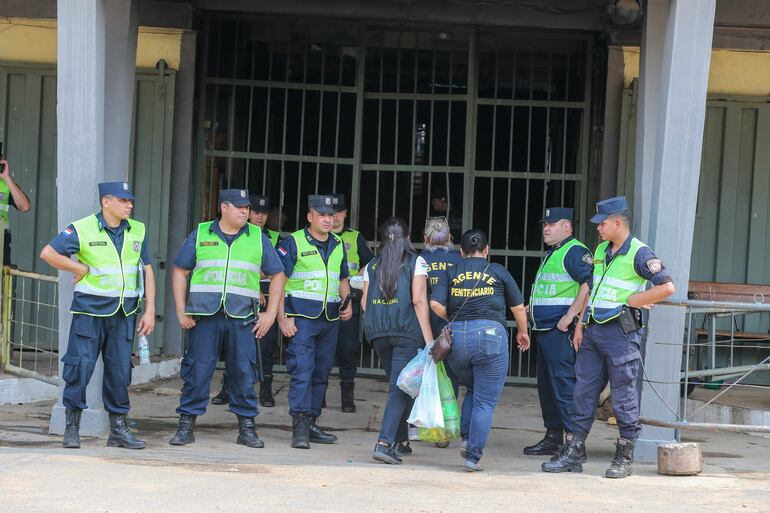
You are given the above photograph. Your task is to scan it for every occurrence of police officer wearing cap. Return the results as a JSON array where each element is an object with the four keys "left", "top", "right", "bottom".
[
  {"left": 40, "top": 181, "right": 155, "bottom": 449},
  {"left": 168, "top": 189, "right": 285, "bottom": 449},
  {"left": 330, "top": 192, "right": 374, "bottom": 413},
  {"left": 542, "top": 196, "right": 674, "bottom": 479},
  {"left": 524, "top": 207, "right": 592, "bottom": 457},
  {"left": 277, "top": 194, "right": 353, "bottom": 449},
  {"left": 211, "top": 193, "right": 282, "bottom": 407}
]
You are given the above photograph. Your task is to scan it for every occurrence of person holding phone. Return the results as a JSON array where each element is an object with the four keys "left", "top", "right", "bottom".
[{"left": 0, "top": 147, "right": 32, "bottom": 265}]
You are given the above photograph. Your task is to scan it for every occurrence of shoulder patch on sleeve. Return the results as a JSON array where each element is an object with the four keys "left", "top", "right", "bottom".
[
  {"left": 646, "top": 258, "right": 662, "bottom": 274},
  {"left": 277, "top": 246, "right": 288, "bottom": 257},
  {"left": 63, "top": 227, "right": 74, "bottom": 235},
  {"left": 581, "top": 253, "right": 594, "bottom": 265}
]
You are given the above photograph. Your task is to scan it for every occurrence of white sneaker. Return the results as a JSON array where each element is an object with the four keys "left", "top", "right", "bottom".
[{"left": 408, "top": 426, "right": 419, "bottom": 441}]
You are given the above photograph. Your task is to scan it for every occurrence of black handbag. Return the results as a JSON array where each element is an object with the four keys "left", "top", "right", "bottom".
[{"left": 431, "top": 263, "right": 490, "bottom": 362}]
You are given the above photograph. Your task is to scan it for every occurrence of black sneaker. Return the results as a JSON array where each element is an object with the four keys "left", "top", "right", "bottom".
[
  {"left": 372, "top": 443, "right": 402, "bottom": 465},
  {"left": 395, "top": 441, "right": 412, "bottom": 456}
]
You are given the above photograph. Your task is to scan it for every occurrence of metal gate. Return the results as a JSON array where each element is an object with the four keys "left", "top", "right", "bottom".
[{"left": 196, "top": 16, "right": 593, "bottom": 382}]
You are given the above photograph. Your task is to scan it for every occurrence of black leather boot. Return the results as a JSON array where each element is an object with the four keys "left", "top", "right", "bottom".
[
  {"left": 308, "top": 417, "right": 338, "bottom": 444},
  {"left": 605, "top": 438, "right": 634, "bottom": 479},
  {"left": 340, "top": 381, "right": 356, "bottom": 413},
  {"left": 524, "top": 429, "right": 563, "bottom": 456},
  {"left": 211, "top": 373, "right": 229, "bottom": 405},
  {"left": 259, "top": 376, "right": 275, "bottom": 407},
  {"left": 107, "top": 414, "right": 146, "bottom": 449},
  {"left": 541, "top": 432, "right": 587, "bottom": 473},
  {"left": 236, "top": 415, "right": 265, "bottom": 448},
  {"left": 62, "top": 408, "right": 81, "bottom": 449},
  {"left": 291, "top": 414, "right": 310, "bottom": 449},
  {"left": 549, "top": 432, "right": 588, "bottom": 462},
  {"left": 169, "top": 414, "right": 196, "bottom": 446}
]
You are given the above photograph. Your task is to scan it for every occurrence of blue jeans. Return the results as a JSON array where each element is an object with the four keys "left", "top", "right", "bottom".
[
  {"left": 446, "top": 319, "right": 509, "bottom": 464},
  {"left": 372, "top": 336, "right": 422, "bottom": 445}
]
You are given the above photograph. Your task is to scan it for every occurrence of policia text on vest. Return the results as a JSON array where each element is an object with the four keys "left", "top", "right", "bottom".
[{"left": 40, "top": 181, "right": 156, "bottom": 450}]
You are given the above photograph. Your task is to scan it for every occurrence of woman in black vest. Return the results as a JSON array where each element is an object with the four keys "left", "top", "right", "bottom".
[
  {"left": 362, "top": 217, "right": 433, "bottom": 465},
  {"left": 430, "top": 229, "right": 531, "bottom": 471}
]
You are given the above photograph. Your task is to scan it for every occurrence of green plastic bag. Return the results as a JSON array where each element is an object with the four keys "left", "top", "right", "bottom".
[{"left": 418, "top": 362, "right": 461, "bottom": 442}]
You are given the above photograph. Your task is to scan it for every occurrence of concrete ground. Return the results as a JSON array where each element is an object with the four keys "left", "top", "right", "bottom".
[{"left": 0, "top": 373, "right": 768, "bottom": 513}]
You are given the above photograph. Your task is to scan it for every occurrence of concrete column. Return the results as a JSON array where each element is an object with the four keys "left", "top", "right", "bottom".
[
  {"left": 103, "top": 0, "right": 139, "bottom": 182},
  {"left": 163, "top": 30, "right": 197, "bottom": 356},
  {"left": 632, "top": 0, "right": 668, "bottom": 241},
  {"left": 599, "top": 46, "right": 626, "bottom": 199},
  {"left": 50, "top": 0, "right": 138, "bottom": 436},
  {"left": 51, "top": 0, "right": 108, "bottom": 436},
  {"left": 635, "top": 0, "right": 716, "bottom": 462}
]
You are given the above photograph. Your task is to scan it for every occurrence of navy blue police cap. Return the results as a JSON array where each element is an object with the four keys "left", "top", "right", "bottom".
[
  {"left": 590, "top": 196, "right": 630, "bottom": 224},
  {"left": 541, "top": 207, "right": 573, "bottom": 223},
  {"left": 98, "top": 181, "right": 135, "bottom": 200},
  {"left": 308, "top": 194, "right": 335, "bottom": 214},
  {"left": 250, "top": 194, "right": 270, "bottom": 213},
  {"left": 219, "top": 189, "right": 251, "bottom": 207},
  {"left": 331, "top": 193, "right": 346, "bottom": 212}
]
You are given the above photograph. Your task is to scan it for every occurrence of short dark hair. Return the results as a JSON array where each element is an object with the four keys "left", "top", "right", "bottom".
[
  {"left": 460, "top": 229, "right": 488, "bottom": 255},
  {"left": 608, "top": 211, "right": 631, "bottom": 228}
]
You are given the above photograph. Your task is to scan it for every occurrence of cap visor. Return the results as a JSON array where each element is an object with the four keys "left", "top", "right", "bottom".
[
  {"left": 313, "top": 207, "right": 335, "bottom": 214},
  {"left": 231, "top": 200, "right": 251, "bottom": 207},
  {"left": 251, "top": 206, "right": 270, "bottom": 213},
  {"left": 590, "top": 213, "right": 608, "bottom": 224},
  {"left": 111, "top": 192, "right": 135, "bottom": 200}
]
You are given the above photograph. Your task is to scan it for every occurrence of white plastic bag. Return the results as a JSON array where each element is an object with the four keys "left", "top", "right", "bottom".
[
  {"left": 396, "top": 344, "right": 432, "bottom": 398},
  {"left": 406, "top": 356, "right": 444, "bottom": 429}
]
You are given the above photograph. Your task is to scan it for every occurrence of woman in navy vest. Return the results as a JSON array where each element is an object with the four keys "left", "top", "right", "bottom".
[{"left": 362, "top": 217, "right": 433, "bottom": 465}]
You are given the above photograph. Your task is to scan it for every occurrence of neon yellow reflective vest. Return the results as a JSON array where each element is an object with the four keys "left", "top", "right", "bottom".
[
  {"left": 71, "top": 214, "right": 145, "bottom": 316},
  {"left": 339, "top": 229, "right": 361, "bottom": 274},
  {"left": 284, "top": 230, "right": 344, "bottom": 320},
  {"left": 587, "top": 238, "right": 648, "bottom": 323},
  {"left": 0, "top": 181, "right": 10, "bottom": 224},
  {"left": 187, "top": 221, "right": 263, "bottom": 318},
  {"left": 530, "top": 237, "right": 588, "bottom": 330}
]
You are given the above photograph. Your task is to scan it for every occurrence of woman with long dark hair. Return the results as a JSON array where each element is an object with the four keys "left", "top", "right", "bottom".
[
  {"left": 362, "top": 217, "right": 434, "bottom": 464},
  {"left": 431, "top": 229, "right": 530, "bottom": 472}
]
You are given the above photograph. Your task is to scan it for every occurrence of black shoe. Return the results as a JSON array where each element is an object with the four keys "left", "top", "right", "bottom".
[
  {"left": 291, "top": 414, "right": 310, "bottom": 449},
  {"left": 236, "top": 415, "right": 265, "bottom": 448},
  {"left": 322, "top": 395, "right": 327, "bottom": 409},
  {"left": 308, "top": 417, "right": 338, "bottom": 444},
  {"left": 211, "top": 374, "right": 230, "bottom": 405},
  {"left": 259, "top": 376, "right": 275, "bottom": 408},
  {"left": 524, "top": 429, "right": 564, "bottom": 456},
  {"left": 541, "top": 432, "right": 586, "bottom": 473},
  {"left": 549, "top": 432, "right": 587, "bottom": 462},
  {"left": 395, "top": 441, "right": 412, "bottom": 456},
  {"left": 372, "top": 443, "right": 402, "bottom": 465},
  {"left": 169, "top": 414, "right": 196, "bottom": 446},
  {"left": 63, "top": 408, "right": 81, "bottom": 449},
  {"left": 107, "top": 414, "right": 146, "bottom": 449},
  {"left": 340, "top": 381, "right": 356, "bottom": 413},
  {"left": 605, "top": 438, "right": 634, "bottom": 479}
]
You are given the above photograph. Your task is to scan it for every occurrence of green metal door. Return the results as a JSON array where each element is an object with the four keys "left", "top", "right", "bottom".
[{"left": 0, "top": 64, "right": 176, "bottom": 354}]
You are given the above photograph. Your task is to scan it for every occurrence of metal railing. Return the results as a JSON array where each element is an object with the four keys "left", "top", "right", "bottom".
[
  {"left": 641, "top": 299, "right": 770, "bottom": 434},
  {"left": 0, "top": 267, "right": 60, "bottom": 385}
]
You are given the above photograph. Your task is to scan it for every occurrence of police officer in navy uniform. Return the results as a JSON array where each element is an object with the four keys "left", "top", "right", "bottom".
[
  {"left": 330, "top": 192, "right": 374, "bottom": 413},
  {"left": 277, "top": 194, "right": 353, "bottom": 449},
  {"left": 0, "top": 157, "right": 32, "bottom": 265},
  {"left": 168, "top": 189, "right": 285, "bottom": 448},
  {"left": 543, "top": 197, "right": 675, "bottom": 478},
  {"left": 40, "top": 182, "right": 155, "bottom": 449},
  {"left": 524, "top": 207, "right": 592, "bottom": 457},
  {"left": 211, "top": 194, "right": 282, "bottom": 407}
]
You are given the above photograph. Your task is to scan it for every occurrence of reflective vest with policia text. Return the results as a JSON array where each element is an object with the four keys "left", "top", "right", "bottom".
[
  {"left": 339, "top": 228, "right": 360, "bottom": 275},
  {"left": 587, "top": 238, "right": 648, "bottom": 324},
  {"left": 529, "top": 238, "right": 588, "bottom": 330},
  {"left": 186, "top": 221, "right": 263, "bottom": 319},
  {"left": 284, "top": 230, "right": 344, "bottom": 321},
  {"left": 71, "top": 214, "right": 146, "bottom": 317}
]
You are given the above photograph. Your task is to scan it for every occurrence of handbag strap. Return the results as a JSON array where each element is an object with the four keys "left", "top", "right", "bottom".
[{"left": 448, "top": 262, "right": 491, "bottom": 326}]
